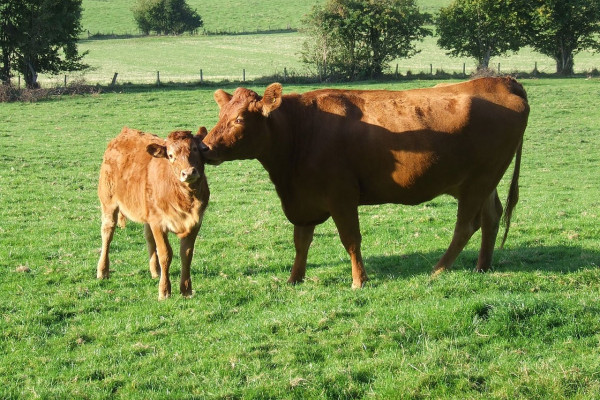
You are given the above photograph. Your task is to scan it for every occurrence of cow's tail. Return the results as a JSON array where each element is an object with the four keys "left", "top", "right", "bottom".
[{"left": 500, "top": 139, "right": 523, "bottom": 249}]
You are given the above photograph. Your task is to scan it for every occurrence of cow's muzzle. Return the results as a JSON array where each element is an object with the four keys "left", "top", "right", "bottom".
[{"left": 200, "top": 143, "right": 223, "bottom": 165}]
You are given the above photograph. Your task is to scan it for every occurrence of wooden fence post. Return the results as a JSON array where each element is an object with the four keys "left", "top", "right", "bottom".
[
  {"left": 463, "top": 63, "right": 466, "bottom": 76},
  {"left": 64, "top": 75, "right": 67, "bottom": 87},
  {"left": 430, "top": 64, "right": 433, "bottom": 75},
  {"left": 156, "top": 71, "right": 160, "bottom": 86},
  {"left": 111, "top": 73, "right": 118, "bottom": 86},
  {"left": 243, "top": 69, "right": 245, "bottom": 82},
  {"left": 395, "top": 64, "right": 399, "bottom": 78},
  {"left": 200, "top": 69, "right": 203, "bottom": 83}
]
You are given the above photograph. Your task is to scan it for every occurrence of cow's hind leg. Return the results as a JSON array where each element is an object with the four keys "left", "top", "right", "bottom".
[
  {"left": 330, "top": 206, "right": 368, "bottom": 289},
  {"left": 179, "top": 226, "right": 200, "bottom": 297},
  {"left": 149, "top": 225, "right": 173, "bottom": 300},
  {"left": 432, "top": 195, "right": 485, "bottom": 275},
  {"left": 97, "top": 205, "right": 118, "bottom": 279},
  {"left": 288, "top": 224, "right": 315, "bottom": 285},
  {"left": 476, "top": 189, "right": 503, "bottom": 272},
  {"left": 144, "top": 223, "right": 160, "bottom": 278}
]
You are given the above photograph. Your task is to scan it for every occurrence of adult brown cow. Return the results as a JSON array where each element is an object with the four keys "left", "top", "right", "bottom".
[
  {"left": 97, "top": 127, "right": 210, "bottom": 299},
  {"left": 201, "top": 77, "right": 529, "bottom": 288}
]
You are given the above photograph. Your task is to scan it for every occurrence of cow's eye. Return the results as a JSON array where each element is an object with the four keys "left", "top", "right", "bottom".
[{"left": 234, "top": 117, "right": 244, "bottom": 125}]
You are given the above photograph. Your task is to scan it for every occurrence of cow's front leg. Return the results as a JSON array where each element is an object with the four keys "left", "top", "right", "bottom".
[
  {"left": 179, "top": 226, "right": 200, "bottom": 297},
  {"left": 330, "top": 206, "right": 368, "bottom": 289},
  {"left": 288, "top": 224, "right": 315, "bottom": 285},
  {"left": 149, "top": 225, "right": 172, "bottom": 300}
]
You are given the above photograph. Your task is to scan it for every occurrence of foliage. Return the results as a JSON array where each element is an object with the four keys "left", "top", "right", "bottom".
[
  {"left": 0, "top": 0, "right": 87, "bottom": 88},
  {"left": 301, "top": 0, "right": 431, "bottom": 80},
  {"left": 526, "top": 0, "right": 600, "bottom": 75},
  {"left": 1, "top": 78, "right": 600, "bottom": 398},
  {"left": 436, "top": 0, "right": 530, "bottom": 69},
  {"left": 132, "top": 0, "right": 203, "bottom": 35}
]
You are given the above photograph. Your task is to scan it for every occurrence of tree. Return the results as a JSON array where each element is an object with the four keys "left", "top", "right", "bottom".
[
  {"left": 301, "top": 0, "right": 431, "bottom": 81},
  {"left": 526, "top": 0, "right": 600, "bottom": 75},
  {"left": 436, "top": 0, "right": 529, "bottom": 70},
  {"left": 0, "top": 0, "right": 87, "bottom": 88},
  {"left": 132, "top": 0, "right": 203, "bottom": 35}
]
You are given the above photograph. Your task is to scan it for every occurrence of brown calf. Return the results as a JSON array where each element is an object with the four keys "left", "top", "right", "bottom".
[
  {"left": 201, "top": 77, "right": 529, "bottom": 288},
  {"left": 97, "top": 127, "right": 209, "bottom": 299}
]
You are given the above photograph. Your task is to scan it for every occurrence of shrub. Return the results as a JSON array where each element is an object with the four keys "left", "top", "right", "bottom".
[{"left": 132, "top": 0, "right": 203, "bottom": 35}]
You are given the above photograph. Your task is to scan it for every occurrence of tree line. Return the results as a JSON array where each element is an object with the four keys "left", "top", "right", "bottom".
[
  {"left": 1, "top": 0, "right": 599, "bottom": 88},
  {"left": 302, "top": 0, "right": 600, "bottom": 80}
]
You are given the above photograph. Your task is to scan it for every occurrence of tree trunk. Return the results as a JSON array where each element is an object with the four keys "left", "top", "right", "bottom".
[
  {"left": 556, "top": 51, "right": 574, "bottom": 75},
  {"left": 24, "top": 61, "right": 38, "bottom": 89}
]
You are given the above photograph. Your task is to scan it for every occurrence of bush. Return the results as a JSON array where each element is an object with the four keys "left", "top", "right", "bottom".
[{"left": 132, "top": 0, "right": 203, "bottom": 35}]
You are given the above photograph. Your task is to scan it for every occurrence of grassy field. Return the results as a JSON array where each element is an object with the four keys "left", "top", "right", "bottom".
[
  {"left": 80, "top": 0, "right": 450, "bottom": 35},
  {"left": 1, "top": 78, "right": 599, "bottom": 398}
]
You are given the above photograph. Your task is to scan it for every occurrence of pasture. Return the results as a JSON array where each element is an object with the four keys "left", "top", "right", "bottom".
[{"left": 1, "top": 78, "right": 599, "bottom": 398}]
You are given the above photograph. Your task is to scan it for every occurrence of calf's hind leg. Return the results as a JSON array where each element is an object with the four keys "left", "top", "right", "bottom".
[{"left": 97, "top": 205, "right": 118, "bottom": 279}]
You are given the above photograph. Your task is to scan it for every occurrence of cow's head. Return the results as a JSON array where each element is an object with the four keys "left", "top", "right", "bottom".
[
  {"left": 147, "top": 128, "right": 207, "bottom": 184},
  {"left": 201, "top": 83, "right": 283, "bottom": 164}
]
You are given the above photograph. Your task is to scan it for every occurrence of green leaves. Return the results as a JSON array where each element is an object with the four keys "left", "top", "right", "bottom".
[
  {"left": 301, "top": 0, "right": 431, "bottom": 80},
  {"left": 132, "top": 0, "right": 203, "bottom": 36}
]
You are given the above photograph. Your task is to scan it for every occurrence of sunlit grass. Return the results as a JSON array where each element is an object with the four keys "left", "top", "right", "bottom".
[{"left": 1, "top": 78, "right": 599, "bottom": 398}]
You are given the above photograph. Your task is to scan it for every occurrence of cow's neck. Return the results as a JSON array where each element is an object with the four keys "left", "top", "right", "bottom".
[{"left": 256, "top": 96, "right": 305, "bottom": 196}]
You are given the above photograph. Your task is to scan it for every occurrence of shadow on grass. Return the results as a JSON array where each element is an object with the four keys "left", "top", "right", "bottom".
[{"left": 365, "top": 245, "right": 600, "bottom": 281}]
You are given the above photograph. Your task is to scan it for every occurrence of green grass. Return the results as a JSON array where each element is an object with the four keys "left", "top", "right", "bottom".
[
  {"left": 1, "top": 78, "right": 600, "bottom": 398},
  {"left": 81, "top": 0, "right": 322, "bottom": 35}
]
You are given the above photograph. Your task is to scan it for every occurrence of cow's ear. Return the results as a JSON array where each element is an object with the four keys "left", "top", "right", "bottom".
[
  {"left": 195, "top": 126, "right": 208, "bottom": 140},
  {"left": 260, "top": 83, "right": 282, "bottom": 117},
  {"left": 147, "top": 143, "right": 167, "bottom": 158},
  {"left": 214, "top": 89, "right": 232, "bottom": 109}
]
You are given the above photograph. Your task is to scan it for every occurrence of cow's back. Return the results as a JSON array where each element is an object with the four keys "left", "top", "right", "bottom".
[{"left": 290, "top": 77, "right": 529, "bottom": 206}]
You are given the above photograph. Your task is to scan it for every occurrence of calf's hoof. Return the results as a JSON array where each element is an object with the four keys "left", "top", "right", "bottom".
[{"left": 96, "top": 269, "right": 109, "bottom": 279}]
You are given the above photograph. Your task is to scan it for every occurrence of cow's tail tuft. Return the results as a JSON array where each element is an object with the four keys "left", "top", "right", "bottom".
[{"left": 500, "top": 139, "right": 523, "bottom": 249}]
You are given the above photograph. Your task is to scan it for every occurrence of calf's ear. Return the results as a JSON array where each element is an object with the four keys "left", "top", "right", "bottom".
[
  {"left": 195, "top": 126, "right": 208, "bottom": 140},
  {"left": 214, "top": 89, "right": 232, "bottom": 109},
  {"left": 147, "top": 143, "right": 167, "bottom": 158},
  {"left": 260, "top": 83, "right": 282, "bottom": 117}
]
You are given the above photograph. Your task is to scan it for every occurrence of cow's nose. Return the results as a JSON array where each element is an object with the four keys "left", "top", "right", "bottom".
[{"left": 200, "top": 142, "right": 209, "bottom": 152}]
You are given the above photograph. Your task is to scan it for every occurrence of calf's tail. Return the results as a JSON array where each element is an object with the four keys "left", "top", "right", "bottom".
[{"left": 500, "top": 139, "right": 523, "bottom": 249}]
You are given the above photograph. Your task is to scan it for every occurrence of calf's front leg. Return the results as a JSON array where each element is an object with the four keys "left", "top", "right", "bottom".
[
  {"left": 179, "top": 226, "right": 200, "bottom": 297},
  {"left": 149, "top": 225, "right": 173, "bottom": 300}
]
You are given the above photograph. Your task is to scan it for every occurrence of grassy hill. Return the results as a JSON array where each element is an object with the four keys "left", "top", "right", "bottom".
[{"left": 81, "top": 0, "right": 452, "bottom": 36}]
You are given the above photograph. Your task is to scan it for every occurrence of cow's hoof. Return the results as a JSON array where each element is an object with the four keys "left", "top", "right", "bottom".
[
  {"left": 431, "top": 267, "right": 447, "bottom": 278},
  {"left": 287, "top": 278, "right": 303, "bottom": 286}
]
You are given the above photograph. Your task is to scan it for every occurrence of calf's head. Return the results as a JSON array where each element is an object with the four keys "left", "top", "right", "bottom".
[
  {"left": 201, "top": 83, "right": 282, "bottom": 164},
  {"left": 147, "top": 129, "right": 207, "bottom": 183}
]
